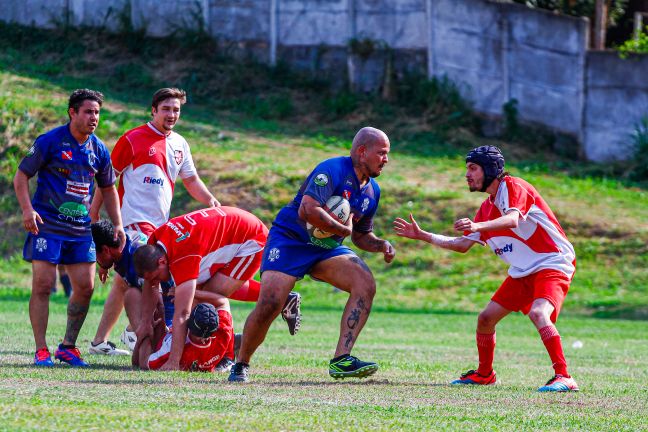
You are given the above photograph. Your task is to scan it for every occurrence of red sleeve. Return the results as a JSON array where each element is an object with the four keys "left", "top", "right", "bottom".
[
  {"left": 111, "top": 134, "right": 133, "bottom": 175},
  {"left": 168, "top": 256, "right": 201, "bottom": 285},
  {"left": 498, "top": 178, "right": 534, "bottom": 219}
]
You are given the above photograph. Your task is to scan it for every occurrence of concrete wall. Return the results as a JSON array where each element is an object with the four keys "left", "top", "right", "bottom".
[
  {"left": 585, "top": 51, "right": 648, "bottom": 161},
  {"left": 0, "top": 0, "right": 645, "bottom": 161}
]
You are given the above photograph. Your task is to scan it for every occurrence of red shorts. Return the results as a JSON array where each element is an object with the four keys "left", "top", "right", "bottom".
[
  {"left": 210, "top": 249, "right": 263, "bottom": 281},
  {"left": 125, "top": 222, "right": 157, "bottom": 238},
  {"left": 491, "top": 269, "right": 571, "bottom": 322}
]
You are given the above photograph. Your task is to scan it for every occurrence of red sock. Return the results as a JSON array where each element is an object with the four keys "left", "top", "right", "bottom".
[
  {"left": 476, "top": 332, "right": 496, "bottom": 376},
  {"left": 228, "top": 280, "right": 260, "bottom": 302},
  {"left": 539, "top": 325, "right": 569, "bottom": 377}
]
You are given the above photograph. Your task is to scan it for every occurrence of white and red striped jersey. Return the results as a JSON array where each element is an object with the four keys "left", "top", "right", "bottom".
[
  {"left": 148, "top": 309, "right": 233, "bottom": 372},
  {"left": 148, "top": 206, "right": 268, "bottom": 286},
  {"left": 463, "top": 176, "right": 575, "bottom": 279},
  {"left": 111, "top": 122, "right": 197, "bottom": 228}
]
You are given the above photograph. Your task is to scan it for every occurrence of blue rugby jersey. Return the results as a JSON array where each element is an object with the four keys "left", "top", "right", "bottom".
[
  {"left": 18, "top": 124, "right": 114, "bottom": 239},
  {"left": 113, "top": 232, "right": 147, "bottom": 288},
  {"left": 114, "top": 232, "right": 174, "bottom": 290},
  {"left": 272, "top": 156, "right": 381, "bottom": 248}
]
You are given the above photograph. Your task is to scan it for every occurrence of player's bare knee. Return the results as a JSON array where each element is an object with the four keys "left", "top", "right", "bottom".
[
  {"left": 258, "top": 297, "right": 283, "bottom": 318},
  {"left": 477, "top": 311, "right": 497, "bottom": 329},
  {"left": 528, "top": 307, "right": 549, "bottom": 324}
]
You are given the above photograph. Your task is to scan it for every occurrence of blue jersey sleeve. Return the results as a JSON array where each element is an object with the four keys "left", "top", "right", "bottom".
[
  {"left": 18, "top": 137, "right": 50, "bottom": 177},
  {"left": 94, "top": 140, "right": 115, "bottom": 188},
  {"left": 353, "top": 181, "right": 380, "bottom": 233}
]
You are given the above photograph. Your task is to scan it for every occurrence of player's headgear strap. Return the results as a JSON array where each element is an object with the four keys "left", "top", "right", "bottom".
[
  {"left": 188, "top": 303, "right": 219, "bottom": 338},
  {"left": 466, "top": 146, "right": 505, "bottom": 192}
]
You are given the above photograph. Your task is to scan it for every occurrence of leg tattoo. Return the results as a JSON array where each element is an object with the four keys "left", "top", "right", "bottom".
[
  {"left": 350, "top": 256, "right": 372, "bottom": 276},
  {"left": 65, "top": 301, "right": 90, "bottom": 345},
  {"left": 347, "top": 308, "right": 361, "bottom": 329},
  {"left": 344, "top": 331, "right": 354, "bottom": 349}
]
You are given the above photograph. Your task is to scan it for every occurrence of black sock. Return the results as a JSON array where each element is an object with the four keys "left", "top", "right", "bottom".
[{"left": 331, "top": 353, "right": 350, "bottom": 362}]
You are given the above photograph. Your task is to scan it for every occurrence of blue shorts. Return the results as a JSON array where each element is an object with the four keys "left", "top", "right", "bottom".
[
  {"left": 261, "top": 227, "right": 356, "bottom": 279},
  {"left": 23, "top": 233, "right": 96, "bottom": 265}
]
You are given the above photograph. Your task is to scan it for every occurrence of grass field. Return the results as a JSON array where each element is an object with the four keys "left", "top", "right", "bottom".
[
  {"left": 1, "top": 292, "right": 647, "bottom": 431},
  {"left": 1, "top": 22, "right": 647, "bottom": 431}
]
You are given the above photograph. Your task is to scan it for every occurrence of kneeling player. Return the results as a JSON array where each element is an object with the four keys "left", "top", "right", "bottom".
[{"left": 134, "top": 302, "right": 232, "bottom": 372}]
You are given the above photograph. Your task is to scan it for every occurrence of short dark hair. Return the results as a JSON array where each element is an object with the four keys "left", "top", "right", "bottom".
[
  {"left": 68, "top": 89, "right": 104, "bottom": 113},
  {"left": 133, "top": 244, "right": 166, "bottom": 277},
  {"left": 91, "top": 220, "right": 121, "bottom": 251},
  {"left": 151, "top": 88, "right": 187, "bottom": 110}
]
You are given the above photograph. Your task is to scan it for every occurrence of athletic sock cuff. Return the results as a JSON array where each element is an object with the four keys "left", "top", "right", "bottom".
[
  {"left": 538, "top": 325, "right": 560, "bottom": 341},
  {"left": 476, "top": 332, "right": 496, "bottom": 347}
]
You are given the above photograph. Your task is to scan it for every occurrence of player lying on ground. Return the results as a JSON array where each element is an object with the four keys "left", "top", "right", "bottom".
[
  {"left": 230, "top": 127, "right": 395, "bottom": 382},
  {"left": 393, "top": 145, "right": 579, "bottom": 392},
  {"left": 133, "top": 206, "right": 301, "bottom": 371},
  {"left": 134, "top": 302, "right": 233, "bottom": 372}
]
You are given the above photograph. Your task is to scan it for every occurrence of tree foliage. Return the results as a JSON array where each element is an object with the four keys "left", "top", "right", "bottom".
[{"left": 512, "top": 0, "right": 629, "bottom": 27}]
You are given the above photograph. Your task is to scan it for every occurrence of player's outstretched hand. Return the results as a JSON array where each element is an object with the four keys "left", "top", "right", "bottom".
[
  {"left": 209, "top": 197, "right": 221, "bottom": 207},
  {"left": 393, "top": 213, "right": 422, "bottom": 240},
  {"left": 382, "top": 240, "right": 395, "bottom": 263},
  {"left": 22, "top": 209, "right": 43, "bottom": 235}
]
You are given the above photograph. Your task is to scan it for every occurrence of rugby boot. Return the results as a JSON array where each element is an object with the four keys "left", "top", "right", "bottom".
[
  {"left": 537, "top": 374, "right": 579, "bottom": 392},
  {"left": 451, "top": 369, "right": 497, "bottom": 385},
  {"left": 329, "top": 354, "right": 379, "bottom": 379}
]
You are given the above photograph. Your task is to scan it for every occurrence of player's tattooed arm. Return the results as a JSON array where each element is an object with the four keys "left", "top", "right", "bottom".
[
  {"left": 351, "top": 231, "right": 395, "bottom": 263},
  {"left": 64, "top": 301, "right": 90, "bottom": 345},
  {"left": 394, "top": 213, "right": 474, "bottom": 253}
]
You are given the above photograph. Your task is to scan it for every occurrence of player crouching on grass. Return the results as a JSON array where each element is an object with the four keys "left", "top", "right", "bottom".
[
  {"left": 393, "top": 145, "right": 579, "bottom": 392},
  {"left": 133, "top": 302, "right": 233, "bottom": 372}
]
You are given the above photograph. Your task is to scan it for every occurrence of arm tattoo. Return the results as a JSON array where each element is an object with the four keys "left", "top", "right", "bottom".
[{"left": 64, "top": 301, "right": 90, "bottom": 345}]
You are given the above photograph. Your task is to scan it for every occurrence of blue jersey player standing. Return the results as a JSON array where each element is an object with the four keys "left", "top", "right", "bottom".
[
  {"left": 13, "top": 89, "right": 125, "bottom": 367},
  {"left": 230, "top": 127, "right": 395, "bottom": 382}
]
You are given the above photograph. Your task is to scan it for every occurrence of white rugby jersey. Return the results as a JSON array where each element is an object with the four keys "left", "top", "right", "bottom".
[
  {"left": 111, "top": 123, "right": 197, "bottom": 227},
  {"left": 463, "top": 176, "right": 575, "bottom": 278}
]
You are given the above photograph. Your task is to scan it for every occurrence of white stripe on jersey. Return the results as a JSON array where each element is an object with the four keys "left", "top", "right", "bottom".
[{"left": 195, "top": 239, "right": 263, "bottom": 284}]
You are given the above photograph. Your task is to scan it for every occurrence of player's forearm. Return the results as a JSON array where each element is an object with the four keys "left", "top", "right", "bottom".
[
  {"left": 301, "top": 205, "right": 351, "bottom": 237},
  {"left": 13, "top": 170, "right": 34, "bottom": 213},
  {"left": 351, "top": 231, "right": 387, "bottom": 253},
  {"left": 474, "top": 212, "right": 519, "bottom": 232},
  {"left": 100, "top": 186, "right": 123, "bottom": 228},
  {"left": 89, "top": 187, "right": 104, "bottom": 223},
  {"left": 422, "top": 232, "right": 472, "bottom": 253},
  {"left": 183, "top": 176, "right": 218, "bottom": 206}
]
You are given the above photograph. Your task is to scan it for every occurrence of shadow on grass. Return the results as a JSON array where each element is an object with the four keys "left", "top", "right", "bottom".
[{"left": 260, "top": 379, "right": 447, "bottom": 388}]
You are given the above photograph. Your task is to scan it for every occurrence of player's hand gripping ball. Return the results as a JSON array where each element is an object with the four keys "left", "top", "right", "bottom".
[{"left": 307, "top": 196, "right": 351, "bottom": 249}]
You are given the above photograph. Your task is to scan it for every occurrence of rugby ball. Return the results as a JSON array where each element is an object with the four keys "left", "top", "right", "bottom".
[{"left": 307, "top": 195, "right": 351, "bottom": 239}]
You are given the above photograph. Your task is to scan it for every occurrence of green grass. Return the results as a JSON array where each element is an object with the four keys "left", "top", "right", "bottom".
[{"left": 1, "top": 291, "right": 647, "bottom": 431}]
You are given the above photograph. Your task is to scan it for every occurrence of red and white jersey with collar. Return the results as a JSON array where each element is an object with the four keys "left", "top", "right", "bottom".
[
  {"left": 148, "top": 206, "right": 268, "bottom": 286},
  {"left": 111, "top": 122, "right": 198, "bottom": 228},
  {"left": 463, "top": 176, "right": 575, "bottom": 279}
]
